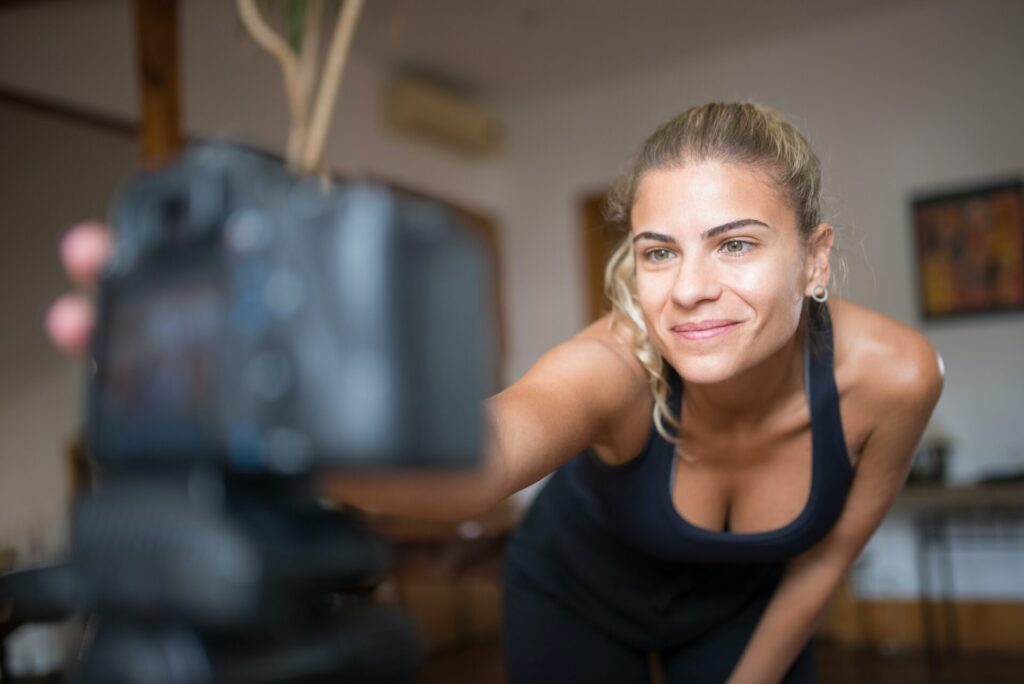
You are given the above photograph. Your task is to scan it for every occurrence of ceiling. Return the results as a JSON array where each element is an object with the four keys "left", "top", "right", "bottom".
[
  {"left": 0, "top": 0, "right": 930, "bottom": 103},
  {"left": 349, "top": 0, "right": 929, "bottom": 100}
]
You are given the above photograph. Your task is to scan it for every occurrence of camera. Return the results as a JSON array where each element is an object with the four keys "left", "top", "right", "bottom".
[
  {"left": 1, "top": 142, "right": 495, "bottom": 683},
  {"left": 90, "top": 141, "right": 492, "bottom": 473}
]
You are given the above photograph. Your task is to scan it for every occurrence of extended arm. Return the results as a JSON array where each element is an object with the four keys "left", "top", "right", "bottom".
[{"left": 318, "top": 319, "right": 648, "bottom": 520}]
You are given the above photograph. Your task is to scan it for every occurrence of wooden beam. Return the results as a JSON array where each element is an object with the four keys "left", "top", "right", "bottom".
[
  {"left": 132, "top": 0, "right": 182, "bottom": 164},
  {"left": 0, "top": 86, "right": 137, "bottom": 138},
  {"left": 580, "top": 190, "right": 620, "bottom": 322}
]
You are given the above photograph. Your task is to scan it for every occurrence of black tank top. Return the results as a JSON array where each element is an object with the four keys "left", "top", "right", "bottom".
[{"left": 561, "top": 312, "right": 854, "bottom": 564}]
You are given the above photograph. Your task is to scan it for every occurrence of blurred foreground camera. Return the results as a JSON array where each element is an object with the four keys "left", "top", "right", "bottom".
[
  {"left": 91, "top": 142, "right": 491, "bottom": 472},
  {"left": 1, "top": 143, "right": 495, "bottom": 683}
]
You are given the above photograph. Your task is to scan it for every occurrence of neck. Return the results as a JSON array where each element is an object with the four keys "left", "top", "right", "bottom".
[{"left": 681, "top": 321, "right": 807, "bottom": 433}]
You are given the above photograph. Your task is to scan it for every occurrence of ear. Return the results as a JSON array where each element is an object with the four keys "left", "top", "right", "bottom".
[{"left": 803, "top": 223, "right": 834, "bottom": 294}]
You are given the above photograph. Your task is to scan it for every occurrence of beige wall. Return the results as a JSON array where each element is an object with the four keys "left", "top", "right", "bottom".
[
  {"left": 1, "top": 0, "right": 1022, "bottom": 597},
  {"left": 0, "top": 1, "right": 510, "bottom": 216},
  {"left": 0, "top": 101, "right": 138, "bottom": 553}
]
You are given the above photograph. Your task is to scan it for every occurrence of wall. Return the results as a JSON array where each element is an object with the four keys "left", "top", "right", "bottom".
[
  {"left": 0, "top": 100, "right": 137, "bottom": 554},
  {"left": 495, "top": 0, "right": 1024, "bottom": 597},
  {"left": 0, "top": 2, "right": 510, "bottom": 215},
  {"left": 1, "top": 0, "right": 1021, "bottom": 599}
]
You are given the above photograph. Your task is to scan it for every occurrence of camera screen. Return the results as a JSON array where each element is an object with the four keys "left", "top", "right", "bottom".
[{"left": 95, "top": 266, "right": 227, "bottom": 459}]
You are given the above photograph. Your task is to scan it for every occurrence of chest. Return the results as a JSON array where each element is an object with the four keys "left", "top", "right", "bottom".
[
  {"left": 670, "top": 395, "right": 867, "bottom": 535},
  {"left": 671, "top": 422, "right": 812, "bottom": 534},
  {"left": 574, "top": 395, "right": 860, "bottom": 564}
]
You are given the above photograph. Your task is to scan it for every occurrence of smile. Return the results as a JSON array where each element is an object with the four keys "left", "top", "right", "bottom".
[{"left": 671, "top": 321, "right": 740, "bottom": 341}]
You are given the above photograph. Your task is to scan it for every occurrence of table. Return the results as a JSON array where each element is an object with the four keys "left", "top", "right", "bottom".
[{"left": 899, "top": 482, "right": 1024, "bottom": 661}]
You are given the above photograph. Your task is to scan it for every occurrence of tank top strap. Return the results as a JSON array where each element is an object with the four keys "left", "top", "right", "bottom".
[{"left": 806, "top": 301, "right": 851, "bottom": 474}]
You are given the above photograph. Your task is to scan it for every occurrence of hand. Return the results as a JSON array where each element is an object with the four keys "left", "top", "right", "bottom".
[{"left": 45, "top": 221, "right": 112, "bottom": 357}]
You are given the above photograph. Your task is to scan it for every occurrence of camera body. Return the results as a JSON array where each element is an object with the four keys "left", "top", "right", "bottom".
[
  {"left": 2, "top": 143, "right": 495, "bottom": 683},
  {"left": 88, "top": 142, "right": 492, "bottom": 473}
]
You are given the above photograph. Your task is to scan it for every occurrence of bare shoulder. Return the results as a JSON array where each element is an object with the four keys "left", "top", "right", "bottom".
[
  {"left": 514, "top": 314, "right": 648, "bottom": 408},
  {"left": 486, "top": 315, "right": 651, "bottom": 491},
  {"left": 573, "top": 314, "right": 649, "bottom": 383},
  {"left": 830, "top": 298, "right": 945, "bottom": 413}
]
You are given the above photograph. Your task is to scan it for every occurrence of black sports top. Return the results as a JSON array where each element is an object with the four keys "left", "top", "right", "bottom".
[{"left": 562, "top": 312, "right": 854, "bottom": 564}]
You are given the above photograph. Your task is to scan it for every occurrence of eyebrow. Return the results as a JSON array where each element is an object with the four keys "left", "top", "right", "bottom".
[{"left": 632, "top": 218, "right": 772, "bottom": 244}]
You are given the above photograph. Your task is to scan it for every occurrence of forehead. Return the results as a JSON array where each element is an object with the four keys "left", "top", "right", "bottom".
[{"left": 631, "top": 161, "right": 794, "bottom": 235}]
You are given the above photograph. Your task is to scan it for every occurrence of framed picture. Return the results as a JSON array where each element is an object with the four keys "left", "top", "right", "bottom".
[{"left": 912, "top": 178, "right": 1024, "bottom": 319}]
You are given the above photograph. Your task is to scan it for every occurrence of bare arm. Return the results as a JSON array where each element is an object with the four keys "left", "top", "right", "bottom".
[
  {"left": 726, "top": 337, "right": 944, "bottom": 684},
  {"left": 318, "top": 319, "right": 648, "bottom": 520}
]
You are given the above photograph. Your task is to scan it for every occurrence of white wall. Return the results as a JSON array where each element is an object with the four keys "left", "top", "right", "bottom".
[
  {"left": 1, "top": 0, "right": 1021, "bottom": 599},
  {"left": 495, "top": 0, "right": 1024, "bottom": 597},
  {"left": 0, "top": 101, "right": 138, "bottom": 555}
]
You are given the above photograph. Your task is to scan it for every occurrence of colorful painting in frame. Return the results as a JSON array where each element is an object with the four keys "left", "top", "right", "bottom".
[{"left": 913, "top": 179, "right": 1024, "bottom": 319}]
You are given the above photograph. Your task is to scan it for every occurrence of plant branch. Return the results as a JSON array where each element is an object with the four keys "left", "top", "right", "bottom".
[
  {"left": 300, "top": 0, "right": 363, "bottom": 172},
  {"left": 237, "top": 0, "right": 305, "bottom": 169}
]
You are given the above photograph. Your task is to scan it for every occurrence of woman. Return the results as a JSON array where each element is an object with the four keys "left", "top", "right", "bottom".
[{"left": 49, "top": 103, "right": 943, "bottom": 683}]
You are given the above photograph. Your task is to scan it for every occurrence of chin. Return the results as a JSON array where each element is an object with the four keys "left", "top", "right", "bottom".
[
  {"left": 653, "top": 341, "right": 734, "bottom": 385},
  {"left": 666, "top": 356, "right": 742, "bottom": 386}
]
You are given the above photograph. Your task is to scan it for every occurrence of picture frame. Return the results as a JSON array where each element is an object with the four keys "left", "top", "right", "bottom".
[{"left": 912, "top": 178, "right": 1024, "bottom": 319}]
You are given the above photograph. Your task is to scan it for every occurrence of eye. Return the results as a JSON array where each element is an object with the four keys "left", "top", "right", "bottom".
[
  {"left": 720, "top": 239, "right": 753, "bottom": 256},
  {"left": 643, "top": 247, "right": 675, "bottom": 263}
]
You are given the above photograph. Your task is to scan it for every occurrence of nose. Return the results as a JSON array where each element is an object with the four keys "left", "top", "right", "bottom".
[{"left": 670, "top": 254, "right": 722, "bottom": 309}]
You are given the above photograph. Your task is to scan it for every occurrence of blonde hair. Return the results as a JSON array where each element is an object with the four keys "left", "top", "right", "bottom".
[{"left": 603, "top": 102, "right": 827, "bottom": 444}]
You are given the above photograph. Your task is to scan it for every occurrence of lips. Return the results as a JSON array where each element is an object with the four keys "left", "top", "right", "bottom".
[{"left": 671, "top": 319, "right": 739, "bottom": 340}]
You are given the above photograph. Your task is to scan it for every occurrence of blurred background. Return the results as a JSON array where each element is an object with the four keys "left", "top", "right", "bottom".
[{"left": 1, "top": 0, "right": 1022, "bottom": 681}]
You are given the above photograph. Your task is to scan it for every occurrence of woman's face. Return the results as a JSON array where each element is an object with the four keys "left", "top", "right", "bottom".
[{"left": 631, "top": 160, "right": 827, "bottom": 385}]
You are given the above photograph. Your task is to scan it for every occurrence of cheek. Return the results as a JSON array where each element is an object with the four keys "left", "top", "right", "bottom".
[
  {"left": 750, "top": 263, "right": 806, "bottom": 327},
  {"left": 721, "top": 263, "right": 804, "bottom": 340},
  {"left": 736, "top": 256, "right": 804, "bottom": 304},
  {"left": 635, "top": 272, "right": 670, "bottom": 317}
]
